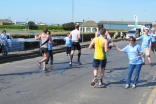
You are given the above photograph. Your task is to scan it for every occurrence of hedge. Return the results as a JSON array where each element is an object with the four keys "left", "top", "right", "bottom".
[
  {"left": 0, "top": 25, "right": 63, "bottom": 30},
  {"left": 0, "top": 25, "right": 25, "bottom": 29}
]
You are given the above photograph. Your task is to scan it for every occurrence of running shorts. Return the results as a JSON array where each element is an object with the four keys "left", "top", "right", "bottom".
[
  {"left": 71, "top": 42, "right": 81, "bottom": 50},
  {"left": 142, "top": 48, "right": 150, "bottom": 56},
  {"left": 40, "top": 48, "right": 48, "bottom": 54},
  {"left": 92, "top": 58, "right": 107, "bottom": 68}
]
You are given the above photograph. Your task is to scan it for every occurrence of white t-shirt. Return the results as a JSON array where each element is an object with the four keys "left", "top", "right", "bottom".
[{"left": 70, "top": 29, "right": 80, "bottom": 42}]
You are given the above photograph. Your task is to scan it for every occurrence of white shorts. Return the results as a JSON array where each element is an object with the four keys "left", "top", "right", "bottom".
[{"left": 142, "top": 48, "right": 150, "bottom": 56}]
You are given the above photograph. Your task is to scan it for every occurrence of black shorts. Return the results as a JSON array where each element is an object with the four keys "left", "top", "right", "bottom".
[
  {"left": 92, "top": 58, "right": 107, "bottom": 69},
  {"left": 71, "top": 42, "right": 81, "bottom": 50},
  {"left": 40, "top": 48, "right": 48, "bottom": 54}
]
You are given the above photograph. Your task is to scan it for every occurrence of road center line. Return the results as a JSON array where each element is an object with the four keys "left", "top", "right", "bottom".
[{"left": 146, "top": 86, "right": 156, "bottom": 104}]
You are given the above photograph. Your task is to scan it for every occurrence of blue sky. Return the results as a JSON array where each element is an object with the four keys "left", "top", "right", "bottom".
[{"left": 0, "top": 0, "right": 156, "bottom": 25}]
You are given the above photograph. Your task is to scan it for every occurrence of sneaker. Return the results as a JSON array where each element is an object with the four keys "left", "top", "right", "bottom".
[
  {"left": 37, "top": 61, "right": 41, "bottom": 69},
  {"left": 132, "top": 84, "right": 136, "bottom": 89},
  {"left": 99, "top": 81, "right": 105, "bottom": 86},
  {"left": 69, "top": 62, "right": 72, "bottom": 66},
  {"left": 90, "top": 77, "right": 98, "bottom": 86},
  {"left": 43, "top": 68, "right": 48, "bottom": 71},
  {"left": 77, "top": 61, "right": 82, "bottom": 65},
  {"left": 125, "top": 84, "right": 130, "bottom": 89},
  {"left": 150, "top": 63, "right": 153, "bottom": 67},
  {"left": 142, "top": 62, "right": 145, "bottom": 65}
]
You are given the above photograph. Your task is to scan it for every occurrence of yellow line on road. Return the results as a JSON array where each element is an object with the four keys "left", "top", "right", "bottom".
[{"left": 146, "top": 86, "right": 156, "bottom": 104}]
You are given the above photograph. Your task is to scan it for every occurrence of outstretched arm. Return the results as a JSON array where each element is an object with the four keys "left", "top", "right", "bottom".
[
  {"left": 112, "top": 43, "right": 122, "bottom": 52},
  {"left": 35, "top": 34, "right": 41, "bottom": 40},
  {"left": 88, "top": 38, "right": 95, "bottom": 49}
]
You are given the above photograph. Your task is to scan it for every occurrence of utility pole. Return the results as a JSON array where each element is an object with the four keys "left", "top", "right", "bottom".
[
  {"left": 82, "top": 19, "right": 84, "bottom": 42},
  {"left": 72, "top": 0, "right": 74, "bottom": 22}
]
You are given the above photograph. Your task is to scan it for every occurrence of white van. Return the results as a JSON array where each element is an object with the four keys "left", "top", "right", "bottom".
[{"left": 126, "top": 30, "right": 137, "bottom": 41}]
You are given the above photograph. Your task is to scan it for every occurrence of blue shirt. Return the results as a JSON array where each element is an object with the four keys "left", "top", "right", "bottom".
[
  {"left": 0, "top": 33, "right": 8, "bottom": 44},
  {"left": 122, "top": 44, "right": 142, "bottom": 64},
  {"left": 64, "top": 37, "right": 72, "bottom": 47},
  {"left": 138, "top": 35, "right": 152, "bottom": 48},
  {"left": 48, "top": 43, "right": 53, "bottom": 50},
  {"left": 151, "top": 34, "right": 156, "bottom": 42},
  {"left": 1, "top": 33, "right": 7, "bottom": 41}
]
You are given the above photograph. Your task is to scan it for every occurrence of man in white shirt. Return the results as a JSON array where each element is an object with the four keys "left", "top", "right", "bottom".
[{"left": 69, "top": 24, "right": 82, "bottom": 66}]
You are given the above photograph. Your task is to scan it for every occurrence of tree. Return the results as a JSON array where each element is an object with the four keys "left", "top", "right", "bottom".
[
  {"left": 27, "top": 21, "right": 38, "bottom": 30},
  {"left": 62, "top": 22, "right": 75, "bottom": 30}
]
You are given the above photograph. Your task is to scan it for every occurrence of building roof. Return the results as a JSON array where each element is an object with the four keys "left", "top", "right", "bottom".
[
  {"left": 80, "top": 20, "right": 97, "bottom": 27},
  {"left": 0, "top": 19, "right": 12, "bottom": 23},
  {"left": 98, "top": 21, "right": 152, "bottom": 25}
]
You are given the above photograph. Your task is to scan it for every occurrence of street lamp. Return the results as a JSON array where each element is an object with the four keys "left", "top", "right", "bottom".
[{"left": 82, "top": 19, "right": 85, "bottom": 42}]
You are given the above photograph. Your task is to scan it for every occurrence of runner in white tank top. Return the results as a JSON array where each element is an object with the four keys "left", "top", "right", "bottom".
[
  {"left": 69, "top": 24, "right": 82, "bottom": 66},
  {"left": 35, "top": 27, "right": 54, "bottom": 71}
]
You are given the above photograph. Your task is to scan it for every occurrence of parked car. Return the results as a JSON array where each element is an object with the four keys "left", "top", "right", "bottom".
[{"left": 126, "top": 30, "right": 138, "bottom": 41}]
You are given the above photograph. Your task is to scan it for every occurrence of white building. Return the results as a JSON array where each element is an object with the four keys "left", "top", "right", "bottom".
[{"left": 79, "top": 20, "right": 98, "bottom": 33}]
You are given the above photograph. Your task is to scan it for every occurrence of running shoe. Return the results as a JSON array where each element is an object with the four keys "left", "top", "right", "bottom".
[
  {"left": 150, "top": 63, "right": 153, "bottom": 67},
  {"left": 125, "top": 84, "right": 130, "bottom": 89},
  {"left": 90, "top": 77, "right": 98, "bottom": 86},
  {"left": 37, "top": 61, "right": 41, "bottom": 69},
  {"left": 43, "top": 68, "right": 48, "bottom": 71},
  {"left": 99, "top": 81, "right": 105, "bottom": 86},
  {"left": 69, "top": 62, "right": 72, "bottom": 66},
  {"left": 77, "top": 61, "right": 82, "bottom": 65},
  {"left": 132, "top": 84, "right": 136, "bottom": 89}
]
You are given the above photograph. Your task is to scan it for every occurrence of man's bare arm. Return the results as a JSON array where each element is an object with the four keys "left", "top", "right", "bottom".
[{"left": 88, "top": 38, "right": 95, "bottom": 49}]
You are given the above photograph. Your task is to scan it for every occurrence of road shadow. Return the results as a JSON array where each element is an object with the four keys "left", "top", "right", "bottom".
[
  {"left": 106, "top": 67, "right": 127, "bottom": 73},
  {"left": 0, "top": 70, "right": 41, "bottom": 77}
]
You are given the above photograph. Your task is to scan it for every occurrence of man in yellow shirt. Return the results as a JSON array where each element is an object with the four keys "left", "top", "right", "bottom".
[{"left": 89, "top": 28, "right": 110, "bottom": 87}]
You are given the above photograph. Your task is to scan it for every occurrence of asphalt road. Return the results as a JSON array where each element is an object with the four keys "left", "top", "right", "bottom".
[{"left": 0, "top": 40, "right": 156, "bottom": 104}]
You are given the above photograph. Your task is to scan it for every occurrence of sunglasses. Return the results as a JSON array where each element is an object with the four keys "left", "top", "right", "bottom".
[{"left": 129, "top": 40, "right": 134, "bottom": 41}]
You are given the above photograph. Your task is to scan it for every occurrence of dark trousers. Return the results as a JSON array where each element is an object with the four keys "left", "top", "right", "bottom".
[
  {"left": 151, "top": 42, "right": 156, "bottom": 52},
  {"left": 66, "top": 47, "right": 71, "bottom": 54},
  {"left": 2, "top": 43, "right": 8, "bottom": 55},
  {"left": 46, "top": 50, "right": 53, "bottom": 64}
]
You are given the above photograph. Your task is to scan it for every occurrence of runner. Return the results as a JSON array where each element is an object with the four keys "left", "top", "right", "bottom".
[
  {"left": 112, "top": 36, "right": 143, "bottom": 89},
  {"left": 95, "top": 23, "right": 112, "bottom": 49},
  {"left": 46, "top": 31, "right": 54, "bottom": 65},
  {"left": 95, "top": 23, "right": 112, "bottom": 41},
  {"left": 89, "top": 28, "right": 110, "bottom": 87},
  {"left": 69, "top": 24, "right": 81, "bottom": 66},
  {"left": 35, "top": 28, "right": 54, "bottom": 71},
  {"left": 136, "top": 28, "right": 153, "bottom": 66}
]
